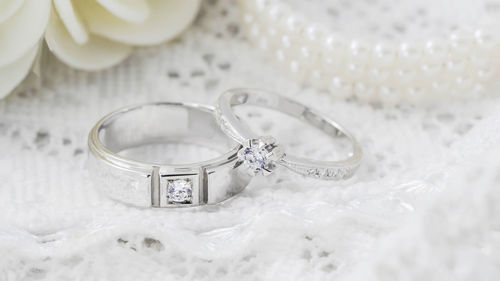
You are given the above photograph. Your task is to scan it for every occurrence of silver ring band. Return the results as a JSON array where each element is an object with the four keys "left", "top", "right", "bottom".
[
  {"left": 216, "top": 88, "right": 362, "bottom": 180},
  {"left": 88, "top": 102, "right": 252, "bottom": 207}
]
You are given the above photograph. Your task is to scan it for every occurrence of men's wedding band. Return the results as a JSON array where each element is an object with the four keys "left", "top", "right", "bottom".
[{"left": 88, "top": 102, "right": 252, "bottom": 208}]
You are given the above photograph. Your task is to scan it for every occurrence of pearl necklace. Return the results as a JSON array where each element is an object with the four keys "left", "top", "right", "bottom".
[{"left": 239, "top": 0, "right": 500, "bottom": 105}]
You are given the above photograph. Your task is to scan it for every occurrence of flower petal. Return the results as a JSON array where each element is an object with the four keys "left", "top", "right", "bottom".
[
  {"left": 53, "top": 0, "right": 89, "bottom": 44},
  {"left": 45, "top": 10, "right": 132, "bottom": 71},
  {"left": 0, "top": 0, "right": 24, "bottom": 24},
  {"left": 76, "top": 0, "right": 201, "bottom": 46},
  {"left": 0, "top": 0, "right": 51, "bottom": 67},
  {"left": 96, "top": 0, "right": 150, "bottom": 23},
  {"left": 0, "top": 44, "right": 39, "bottom": 99}
]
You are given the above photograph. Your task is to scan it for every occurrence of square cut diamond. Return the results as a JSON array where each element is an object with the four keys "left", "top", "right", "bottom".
[{"left": 167, "top": 178, "right": 192, "bottom": 204}]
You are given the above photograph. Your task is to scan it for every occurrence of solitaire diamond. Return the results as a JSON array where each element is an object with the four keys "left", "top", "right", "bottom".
[
  {"left": 167, "top": 179, "right": 192, "bottom": 204},
  {"left": 238, "top": 137, "right": 284, "bottom": 176},
  {"left": 241, "top": 146, "right": 269, "bottom": 173}
]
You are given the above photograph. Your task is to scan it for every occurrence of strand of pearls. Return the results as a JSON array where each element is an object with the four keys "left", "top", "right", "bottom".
[{"left": 240, "top": 0, "right": 500, "bottom": 105}]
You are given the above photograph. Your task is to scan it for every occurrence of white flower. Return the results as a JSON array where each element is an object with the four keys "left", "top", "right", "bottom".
[
  {"left": 0, "top": 0, "right": 51, "bottom": 99},
  {"left": 0, "top": 0, "right": 201, "bottom": 99}
]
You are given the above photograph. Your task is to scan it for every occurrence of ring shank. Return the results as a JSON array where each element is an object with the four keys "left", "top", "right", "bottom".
[
  {"left": 97, "top": 103, "right": 234, "bottom": 161},
  {"left": 217, "top": 88, "right": 362, "bottom": 180}
]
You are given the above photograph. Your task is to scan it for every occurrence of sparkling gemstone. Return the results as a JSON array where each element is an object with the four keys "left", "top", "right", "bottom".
[
  {"left": 167, "top": 179, "right": 192, "bottom": 204},
  {"left": 241, "top": 146, "right": 270, "bottom": 173}
]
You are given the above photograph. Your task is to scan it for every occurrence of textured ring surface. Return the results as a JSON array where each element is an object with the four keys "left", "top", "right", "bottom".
[{"left": 88, "top": 102, "right": 252, "bottom": 207}]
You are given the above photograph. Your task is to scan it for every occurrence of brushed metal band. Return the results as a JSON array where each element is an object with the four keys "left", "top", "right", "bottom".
[
  {"left": 88, "top": 102, "right": 252, "bottom": 208},
  {"left": 216, "top": 88, "right": 362, "bottom": 180}
]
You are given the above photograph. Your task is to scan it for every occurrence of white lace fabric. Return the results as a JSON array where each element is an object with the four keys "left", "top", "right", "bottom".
[{"left": 0, "top": 0, "right": 499, "bottom": 280}]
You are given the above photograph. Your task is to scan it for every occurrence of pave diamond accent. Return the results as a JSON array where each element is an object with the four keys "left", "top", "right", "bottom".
[
  {"left": 294, "top": 166, "right": 354, "bottom": 180},
  {"left": 167, "top": 178, "right": 192, "bottom": 204}
]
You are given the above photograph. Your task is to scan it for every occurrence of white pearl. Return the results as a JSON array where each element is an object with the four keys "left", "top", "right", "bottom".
[
  {"left": 379, "top": 86, "right": 400, "bottom": 105},
  {"left": 264, "top": 27, "right": 279, "bottom": 49},
  {"left": 345, "top": 62, "right": 366, "bottom": 80},
  {"left": 405, "top": 87, "right": 427, "bottom": 105},
  {"left": 281, "top": 34, "right": 293, "bottom": 49},
  {"left": 299, "top": 45, "right": 313, "bottom": 61},
  {"left": 274, "top": 49, "right": 294, "bottom": 75},
  {"left": 469, "top": 52, "right": 489, "bottom": 67},
  {"left": 267, "top": 3, "right": 288, "bottom": 23},
  {"left": 284, "top": 14, "right": 306, "bottom": 34},
  {"left": 445, "top": 58, "right": 467, "bottom": 74},
  {"left": 450, "top": 30, "right": 473, "bottom": 56},
  {"left": 398, "top": 42, "right": 421, "bottom": 66},
  {"left": 477, "top": 67, "right": 495, "bottom": 82},
  {"left": 424, "top": 39, "right": 449, "bottom": 63},
  {"left": 430, "top": 80, "right": 450, "bottom": 96},
  {"left": 349, "top": 40, "right": 370, "bottom": 62},
  {"left": 323, "top": 34, "right": 347, "bottom": 61},
  {"left": 282, "top": 40, "right": 315, "bottom": 68},
  {"left": 298, "top": 45, "right": 317, "bottom": 71},
  {"left": 329, "top": 76, "right": 353, "bottom": 99},
  {"left": 306, "top": 23, "right": 326, "bottom": 42},
  {"left": 289, "top": 60, "right": 306, "bottom": 81},
  {"left": 308, "top": 69, "right": 328, "bottom": 90},
  {"left": 470, "top": 83, "right": 486, "bottom": 99},
  {"left": 392, "top": 68, "right": 415, "bottom": 86},
  {"left": 322, "top": 35, "right": 347, "bottom": 70},
  {"left": 305, "top": 26, "right": 326, "bottom": 58},
  {"left": 324, "top": 34, "right": 346, "bottom": 52},
  {"left": 367, "top": 67, "right": 390, "bottom": 84},
  {"left": 354, "top": 82, "right": 376, "bottom": 102},
  {"left": 372, "top": 43, "right": 397, "bottom": 67},
  {"left": 455, "top": 76, "right": 473, "bottom": 91},
  {"left": 275, "top": 49, "right": 286, "bottom": 64},
  {"left": 420, "top": 63, "right": 441, "bottom": 78},
  {"left": 475, "top": 29, "right": 497, "bottom": 51},
  {"left": 320, "top": 55, "right": 343, "bottom": 76}
]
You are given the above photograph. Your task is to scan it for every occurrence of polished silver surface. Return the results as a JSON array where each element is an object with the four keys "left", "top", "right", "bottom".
[
  {"left": 216, "top": 88, "right": 363, "bottom": 180},
  {"left": 88, "top": 102, "right": 252, "bottom": 208}
]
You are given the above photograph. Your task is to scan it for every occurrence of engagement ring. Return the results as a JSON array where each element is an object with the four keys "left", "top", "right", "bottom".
[{"left": 216, "top": 88, "right": 362, "bottom": 180}]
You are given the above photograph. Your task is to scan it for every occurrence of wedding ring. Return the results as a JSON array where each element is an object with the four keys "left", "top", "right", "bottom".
[
  {"left": 216, "top": 88, "right": 362, "bottom": 180},
  {"left": 88, "top": 102, "right": 252, "bottom": 208}
]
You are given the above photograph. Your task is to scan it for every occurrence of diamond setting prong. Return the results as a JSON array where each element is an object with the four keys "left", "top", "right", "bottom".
[{"left": 237, "top": 136, "right": 285, "bottom": 176}]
